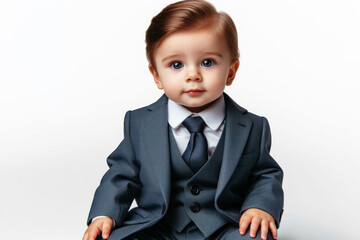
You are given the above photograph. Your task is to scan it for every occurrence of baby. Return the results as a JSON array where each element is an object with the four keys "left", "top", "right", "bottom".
[{"left": 83, "top": 1, "right": 284, "bottom": 240}]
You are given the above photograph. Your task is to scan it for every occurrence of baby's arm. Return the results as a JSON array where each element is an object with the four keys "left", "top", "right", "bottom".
[
  {"left": 239, "top": 208, "right": 277, "bottom": 240},
  {"left": 83, "top": 216, "right": 114, "bottom": 240},
  {"left": 239, "top": 117, "right": 283, "bottom": 239},
  {"left": 86, "top": 111, "right": 141, "bottom": 235}
]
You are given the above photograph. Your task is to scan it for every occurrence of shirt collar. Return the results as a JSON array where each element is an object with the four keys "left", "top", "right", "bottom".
[{"left": 168, "top": 95, "right": 225, "bottom": 131}]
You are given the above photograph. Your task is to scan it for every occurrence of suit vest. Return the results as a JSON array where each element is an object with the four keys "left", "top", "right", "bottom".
[{"left": 162, "top": 126, "right": 228, "bottom": 238}]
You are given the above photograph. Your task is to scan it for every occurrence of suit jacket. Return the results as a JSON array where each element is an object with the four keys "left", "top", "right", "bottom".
[{"left": 87, "top": 93, "right": 284, "bottom": 239}]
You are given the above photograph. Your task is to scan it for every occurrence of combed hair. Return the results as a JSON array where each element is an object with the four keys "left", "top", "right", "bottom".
[{"left": 145, "top": 0, "right": 239, "bottom": 68}]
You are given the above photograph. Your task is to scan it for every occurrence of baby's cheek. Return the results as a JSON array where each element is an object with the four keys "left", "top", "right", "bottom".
[
  {"left": 208, "top": 82, "right": 225, "bottom": 95},
  {"left": 166, "top": 88, "right": 180, "bottom": 97}
]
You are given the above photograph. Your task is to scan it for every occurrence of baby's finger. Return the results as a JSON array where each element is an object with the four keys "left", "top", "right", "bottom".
[
  {"left": 249, "top": 217, "right": 261, "bottom": 238},
  {"left": 269, "top": 221, "right": 278, "bottom": 239},
  {"left": 260, "top": 220, "right": 269, "bottom": 240},
  {"left": 102, "top": 221, "right": 112, "bottom": 239},
  {"left": 84, "top": 228, "right": 100, "bottom": 240},
  {"left": 239, "top": 215, "right": 252, "bottom": 235},
  {"left": 90, "top": 231, "right": 100, "bottom": 240}
]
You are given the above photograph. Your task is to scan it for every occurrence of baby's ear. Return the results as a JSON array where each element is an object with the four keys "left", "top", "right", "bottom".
[
  {"left": 148, "top": 64, "right": 163, "bottom": 89},
  {"left": 226, "top": 59, "right": 240, "bottom": 86}
]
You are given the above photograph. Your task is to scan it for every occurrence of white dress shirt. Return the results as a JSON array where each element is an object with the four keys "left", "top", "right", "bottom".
[{"left": 167, "top": 95, "right": 226, "bottom": 159}]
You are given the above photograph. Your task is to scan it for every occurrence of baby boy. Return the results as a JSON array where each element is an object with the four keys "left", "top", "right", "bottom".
[{"left": 83, "top": 1, "right": 284, "bottom": 239}]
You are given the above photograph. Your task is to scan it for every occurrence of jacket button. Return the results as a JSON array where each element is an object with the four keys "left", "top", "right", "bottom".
[
  {"left": 190, "top": 202, "right": 201, "bottom": 213},
  {"left": 190, "top": 186, "right": 200, "bottom": 195},
  {"left": 161, "top": 204, "right": 166, "bottom": 214}
]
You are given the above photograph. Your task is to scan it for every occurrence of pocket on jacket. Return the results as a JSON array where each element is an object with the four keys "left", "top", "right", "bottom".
[
  {"left": 131, "top": 207, "right": 151, "bottom": 218},
  {"left": 122, "top": 208, "right": 152, "bottom": 225}
]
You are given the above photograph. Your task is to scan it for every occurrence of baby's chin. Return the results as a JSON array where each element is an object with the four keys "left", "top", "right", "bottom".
[{"left": 181, "top": 99, "right": 218, "bottom": 113}]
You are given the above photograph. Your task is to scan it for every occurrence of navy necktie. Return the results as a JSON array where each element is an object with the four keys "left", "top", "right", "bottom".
[{"left": 182, "top": 116, "right": 208, "bottom": 172}]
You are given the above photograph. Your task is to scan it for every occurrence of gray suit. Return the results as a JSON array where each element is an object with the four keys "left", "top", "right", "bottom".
[{"left": 87, "top": 93, "right": 284, "bottom": 240}]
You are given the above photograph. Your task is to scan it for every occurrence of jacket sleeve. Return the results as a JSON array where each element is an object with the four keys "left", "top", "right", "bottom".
[
  {"left": 240, "top": 117, "right": 284, "bottom": 228},
  {"left": 87, "top": 111, "right": 141, "bottom": 226}
]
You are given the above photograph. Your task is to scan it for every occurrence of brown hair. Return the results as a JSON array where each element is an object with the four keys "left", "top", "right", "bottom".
[{"left": 145, "top": 0, "right": 239, "bottom": 69}]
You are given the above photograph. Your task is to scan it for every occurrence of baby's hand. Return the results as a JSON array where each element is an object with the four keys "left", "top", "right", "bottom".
[
  {"left": 239, "top": 208, "right": 277, "bottom": 240},
  {"left": 82, "top": 216, "right": 114, "bottom": 240}
]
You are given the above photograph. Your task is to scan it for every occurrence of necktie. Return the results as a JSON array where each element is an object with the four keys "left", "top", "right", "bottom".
[{"left": 182, "top": 116, "right": 208, "bottom": 172}]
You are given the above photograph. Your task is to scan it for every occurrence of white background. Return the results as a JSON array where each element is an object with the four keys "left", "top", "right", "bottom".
[{"left": 1, "top": 0, "right": 359, "bottom": 239}]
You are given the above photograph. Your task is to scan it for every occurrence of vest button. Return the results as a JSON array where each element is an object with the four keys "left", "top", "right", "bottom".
[
  {"left": 190, "top": 202, "right": 201, "bottom": 213},
  {"left": 190, "top": 186, "right": 200, "bottom": 195}
]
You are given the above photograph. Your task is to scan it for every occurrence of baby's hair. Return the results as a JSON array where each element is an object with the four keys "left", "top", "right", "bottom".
[{"left": 145, "top": 0, "right": 239, "bottom": 69}]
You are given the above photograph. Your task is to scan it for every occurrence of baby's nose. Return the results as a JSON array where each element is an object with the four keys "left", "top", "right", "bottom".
[{"left": 186, "top": 66, "right": 202, "bottom": 82}]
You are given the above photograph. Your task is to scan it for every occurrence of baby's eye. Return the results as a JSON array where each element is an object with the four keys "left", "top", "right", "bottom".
[
  {"left": 170, "top": 62, "right": 183, "bottom": 70},
  {"left": 201, "top": 59, "right": 215, "bottom": 68}
]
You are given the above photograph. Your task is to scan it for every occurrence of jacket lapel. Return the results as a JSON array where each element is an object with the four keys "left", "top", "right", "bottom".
[
  {"left": 141, "top": 94, "right": 171, "bottom": 207},
  {"left": 215, "top": 94, "right": 253, "bottom": 200}
]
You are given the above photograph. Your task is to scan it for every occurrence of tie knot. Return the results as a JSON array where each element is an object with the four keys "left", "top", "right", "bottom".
[{"left": 182, "top": 116, "right": 206, "bottom": 133}]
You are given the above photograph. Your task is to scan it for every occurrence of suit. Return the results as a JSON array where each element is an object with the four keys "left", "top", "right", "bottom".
[{"left": 87, "top": 93, "right": 284, "bottom": 240}]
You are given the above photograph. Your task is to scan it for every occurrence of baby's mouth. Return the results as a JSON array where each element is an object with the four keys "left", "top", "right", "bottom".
[{"left": 185, "top": 89, "right": 204, "bottom": 95}]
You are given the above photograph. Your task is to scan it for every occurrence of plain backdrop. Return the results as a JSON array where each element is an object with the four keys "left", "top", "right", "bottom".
[{"left": 1, "top": 0, "right": 360, "bottom": 239}]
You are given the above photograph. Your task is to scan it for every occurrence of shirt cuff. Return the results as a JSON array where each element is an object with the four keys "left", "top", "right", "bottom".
[{"left": 91, "top": 216, "right": 116, "bottom": 228}]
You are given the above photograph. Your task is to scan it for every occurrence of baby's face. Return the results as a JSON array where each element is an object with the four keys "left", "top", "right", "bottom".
[{"left": 149, "top": 27, "right": 239, "bottom": 113}]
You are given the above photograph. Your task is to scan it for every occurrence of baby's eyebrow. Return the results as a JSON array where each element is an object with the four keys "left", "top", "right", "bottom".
[
  {"left": 162, "top": 54, "right": 183, "bottom": 63},
  {"left": 203, "top": 52, "right": 223, "bottom": 58}
]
